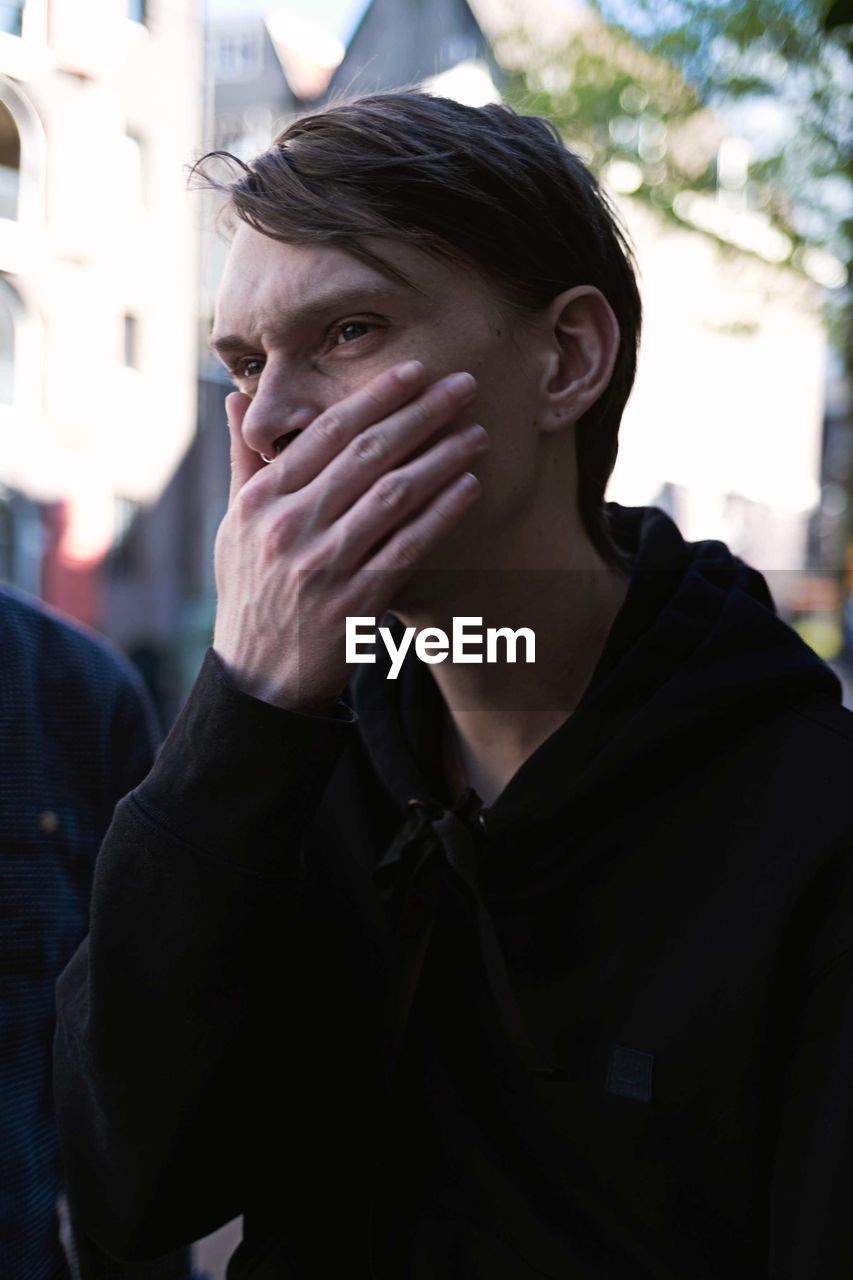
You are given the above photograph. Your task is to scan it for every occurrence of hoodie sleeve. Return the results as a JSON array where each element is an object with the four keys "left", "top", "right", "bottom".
[{"left": 54, "top": 648, "right": 357, "bottom": 1261}]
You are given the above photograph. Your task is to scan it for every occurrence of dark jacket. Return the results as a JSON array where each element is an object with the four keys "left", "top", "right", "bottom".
[
  {"left": 0, "top": 586, "right": 189, "bottom": 1280},
  {"left": 54, "top": 505, "right": 853, "bottom": 1279}
]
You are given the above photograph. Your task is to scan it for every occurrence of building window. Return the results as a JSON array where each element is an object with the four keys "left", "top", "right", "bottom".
[
  {"left": 0, "top": 98, "right": 19, "bottom": 221},
  {"left": 0, "top": 78, "right": 45, "bottom": 232},
  {"left": 0, "top": 3, "right": 23, "bottom": 37},
  {"left": 123, "top": 313, "right": 139, "bottom": 368},
  {"left": 127, "top": 0, "right": 147, "bottom": 24}
]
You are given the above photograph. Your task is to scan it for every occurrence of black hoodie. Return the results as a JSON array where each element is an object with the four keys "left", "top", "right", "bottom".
[{"left": 54, "top": 504, "right": 853, "bottom": 1279}]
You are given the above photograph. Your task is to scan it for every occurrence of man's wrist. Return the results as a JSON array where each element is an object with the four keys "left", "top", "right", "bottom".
[
  {"left": 130, "top": 648, "right": 356, "bottom": 871},
  {"left": 211, "top": 648, "right": 346, "bottom": 719}
]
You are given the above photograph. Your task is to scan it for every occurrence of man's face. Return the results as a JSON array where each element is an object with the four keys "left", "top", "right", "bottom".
[{"left": 212, "top": 223, "right": 563, "bottom": 573}]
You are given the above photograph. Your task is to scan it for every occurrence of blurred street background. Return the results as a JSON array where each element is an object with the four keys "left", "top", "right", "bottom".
[
  {"left": 0, "top": 0, "right": 850, "bottom": 726},
  {"left": 0, "top": 0, "right": 849, "bottom": 1267}
]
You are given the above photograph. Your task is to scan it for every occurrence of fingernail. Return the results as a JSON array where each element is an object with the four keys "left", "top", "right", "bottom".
[
  {"left": 396, "top": 360, "right": 423, "bottom": 384},
  {"left": 463, "top": 424, "right": 489, "bottom": 449},
  {"left": 456, "top": 471, "right": 481, "bottom": 494},
  {"left": 444, "top": 372, "right": 476, "bottom": 397}
]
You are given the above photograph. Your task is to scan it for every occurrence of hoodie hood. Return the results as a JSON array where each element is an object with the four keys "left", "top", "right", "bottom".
[{"left": 350, "top": 503, "right": 842, "bottom": 857}]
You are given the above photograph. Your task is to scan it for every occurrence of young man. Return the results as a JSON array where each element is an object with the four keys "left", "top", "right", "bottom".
[{"left": 55, "top": 93, "right": 853, "bottom": 1278}]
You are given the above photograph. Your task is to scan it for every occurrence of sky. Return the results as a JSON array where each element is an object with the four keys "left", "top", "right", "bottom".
[{"left": 206, "top": 0, "right": 371, "bottom": 41}]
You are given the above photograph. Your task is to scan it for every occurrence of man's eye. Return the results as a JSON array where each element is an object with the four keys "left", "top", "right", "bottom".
[
  {"left": 334, "top": 321, "right": 374, "bottom": 346},
  {"left": 237, "top": 358, "right": 264, "bottom": 378}
]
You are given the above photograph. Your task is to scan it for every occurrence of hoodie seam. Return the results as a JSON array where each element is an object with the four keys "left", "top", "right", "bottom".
[{"left": 789, "top": 705, "right": 853, "bottom": 750}]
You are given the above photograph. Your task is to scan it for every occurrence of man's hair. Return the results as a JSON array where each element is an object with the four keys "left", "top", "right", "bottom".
[{"left": 194, "top": 91, "right": 641, "bottom": 569}]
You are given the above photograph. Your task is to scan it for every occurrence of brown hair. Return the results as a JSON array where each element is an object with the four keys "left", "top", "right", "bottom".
[{"left": 193, "top": 90, "right": 641, "bottom": 569}]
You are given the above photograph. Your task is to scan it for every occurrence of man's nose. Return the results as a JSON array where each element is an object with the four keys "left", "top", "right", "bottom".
[{"left": 240, "top": 367, "right": 321, "bottom": 460}]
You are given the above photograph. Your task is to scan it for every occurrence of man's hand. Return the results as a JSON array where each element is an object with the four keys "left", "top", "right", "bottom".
[{"left": 212, "top": 360, "right": 489, "bottom": 712}]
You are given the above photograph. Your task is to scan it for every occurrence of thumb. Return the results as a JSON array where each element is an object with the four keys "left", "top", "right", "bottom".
[{"left": 225, "top": 392, "right": 264, "bottom": 506}]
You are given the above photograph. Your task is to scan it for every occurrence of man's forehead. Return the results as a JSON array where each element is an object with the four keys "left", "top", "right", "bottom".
[
  {"left": 216, "top": 231, "right": 382, "bottom": 318},
  {"left": 209, "top": 225, "right": 490, "bottom": 354}
]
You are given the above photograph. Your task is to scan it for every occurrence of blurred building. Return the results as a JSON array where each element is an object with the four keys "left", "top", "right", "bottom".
[
  {"left": 199, "top": 0, "right": 501, "bottom": 348},
  {"left": 183, "top": 0, "right": 502, "bottom": 729},
  {"left": 30, "top": 0, "right": 831, "bottom": 727},
  {"left": 0, "top": 0, "right": 202, "bottom": 693},
  {"left": 608, "top": 198, "right": 827, "bottom": 579},
  {"left": 0, "top": 0, "right": 843, "bottom": 722},
  {"left": 325, "top": 0, "right": 502, "bottom": 103},
  {"left": 197, "top": 0, "right": 831, "bottom": 558},
  {"left": 480, "top": 0, "right": 850, "bottom": 669}
]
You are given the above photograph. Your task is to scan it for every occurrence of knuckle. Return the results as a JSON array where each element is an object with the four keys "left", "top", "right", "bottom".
[
  {"left": 375, "top": 472, "right": 408, "bottom": 508},
  {"left": 409, "top": 396, "right": 436, "bottom": 429},
  {"left": 388, "top": 531, "right": 421, "bottom": 568},
  {"left": 213, "top": 525, "right": 228, "bottom": 563},
  {"left": 232, "top": 485, "right": 262, "bottom": 521},
  {"left": 353, "top": 428, "right": 385, "bottom": 463},
  {"left": 268, "top": 504, "right": 299, "bottom": 547},
  {"left": 319, "top": 531, "right": 345, "bottom": 567},
  {"left": 361, "top": 385, "right": 386, "bottom": 418},
  {"left": 296, "top": 544, "right": 327, "bottom": 575},
  {"left": 312, "top": 410, "right": 345, "bottom": 449}
]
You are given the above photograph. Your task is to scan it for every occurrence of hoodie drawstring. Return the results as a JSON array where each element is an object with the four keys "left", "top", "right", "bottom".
[{"left": 373, "top": 789, "right": 561, "bottom": 1086}]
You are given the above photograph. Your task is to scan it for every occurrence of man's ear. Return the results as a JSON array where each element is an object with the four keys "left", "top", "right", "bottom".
[{"left": 537, "top": 286, "right": 620, "bottom": 433}]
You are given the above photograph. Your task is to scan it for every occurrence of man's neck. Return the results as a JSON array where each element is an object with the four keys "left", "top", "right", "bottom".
[{"left": 393, "top": 527, "right": 631, "bottom": 808}]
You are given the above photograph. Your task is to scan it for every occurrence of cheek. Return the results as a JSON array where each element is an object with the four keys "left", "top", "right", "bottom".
[
  {"left": 476, "top": 364, "right": 539, "bottom": 464},
  {"left": 473, "top": 414, "right": 538, "bottom": 530},
  {"left": 469, "top": 362, "right": 543, "bottom": 518}
]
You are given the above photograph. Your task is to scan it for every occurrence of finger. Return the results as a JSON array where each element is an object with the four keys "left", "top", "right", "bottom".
[
  {"left": 331, "top": 423, "right": 489, "bottom": 566},
  {"left": 305, "top": 370, "right": 479, "bottom": 523},
  {"left": 358, "top": 469, "right": 483, "bottom": 611},
  {"left": 265, "top": 360, "right": 459, "bottom": 494},
  {"left": 225, "top": 392, "right": 264, "bottom": 506}
]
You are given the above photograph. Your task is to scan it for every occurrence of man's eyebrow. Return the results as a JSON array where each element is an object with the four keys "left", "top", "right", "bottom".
[
  {"left": 208, "top": 282, "right": 408, "bottom": 358},
  {"left": 208, "top": 332, "right": 254, "bottom": 359}
]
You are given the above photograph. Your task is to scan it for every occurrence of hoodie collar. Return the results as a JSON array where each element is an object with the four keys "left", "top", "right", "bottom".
[{"left": 350, "top": 503, "right": 842, "bottom": 856}]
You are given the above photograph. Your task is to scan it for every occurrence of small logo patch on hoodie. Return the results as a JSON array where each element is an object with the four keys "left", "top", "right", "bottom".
[{"left": 606, "top": 1044, "right": 654, "bottom": 1102}]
